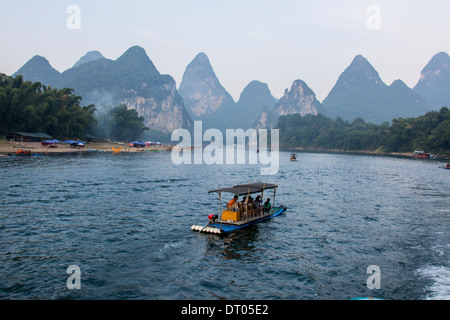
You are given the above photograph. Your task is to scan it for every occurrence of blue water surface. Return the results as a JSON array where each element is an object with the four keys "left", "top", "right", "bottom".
[{"left": 0, "top": 151, "right": 448, "bottom": 300}]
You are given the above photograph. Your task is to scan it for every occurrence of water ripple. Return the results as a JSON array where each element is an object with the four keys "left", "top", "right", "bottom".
[{"left": 0, "top": 152, "right": 448, "bottom": 300}]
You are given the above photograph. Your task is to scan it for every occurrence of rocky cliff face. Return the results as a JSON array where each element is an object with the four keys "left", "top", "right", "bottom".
[
  {"left": 178, "top": 53, "right": 235, "bottom": 130},
  {"left": 121, "top": 76, "right": 192, "bottom": 133},
  {"left": 14, "top": 46, "right": 192, "bottom": 133},
  {"left": 414, "top": 52, "right": 450, "bottom": 109},
  {"left": 275, "top": 80, "right": 323, "bottom": 116},
  {"left": 255, "top": 79, "right": 323, "bottom": 129}
]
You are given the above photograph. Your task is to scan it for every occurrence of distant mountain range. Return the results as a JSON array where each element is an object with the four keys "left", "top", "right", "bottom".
[
  {"left": 178, "top": 54, "right": 280, "bottom": 131},
  {"left": 14, "top": 46, "right": 192, "bottom": 133},
  {"left": 322, "top": 55, "right": 430, "bottom": 124},
  {"left": 11, "top": 48, "right": 450, "bottom": 134}
]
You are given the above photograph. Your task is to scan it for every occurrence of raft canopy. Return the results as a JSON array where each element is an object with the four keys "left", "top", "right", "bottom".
[{"left": 208, "top": 183, "right": 277, "bottom": 196}]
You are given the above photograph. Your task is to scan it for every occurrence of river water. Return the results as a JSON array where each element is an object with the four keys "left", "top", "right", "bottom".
[{"left": 0, "top": 151, "right": 448, "bottom": 300}]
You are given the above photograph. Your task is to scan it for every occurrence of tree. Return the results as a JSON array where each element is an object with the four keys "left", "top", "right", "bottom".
[
  {"left": 0, "top": 73, "right": 97, "bottom": 138},
  {"left": 110, "top": 104, "right": 148, "bottom": 141},
  {"left": 277, "top": 107, "right": 450, "bottom": 154}
]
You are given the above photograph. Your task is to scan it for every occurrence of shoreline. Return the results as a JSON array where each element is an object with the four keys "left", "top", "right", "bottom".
[
  {"left": 1, "top": 141, "right": 448, "bottom": 161},
  {"left": 0, "top": 140, "right": 173, "bottom": 156},
  {"left": 284, "top": 147, "right": 450, "bottom": 161},
  {"left": 286, "top": 147, "right": 413, "bottom": 158}
]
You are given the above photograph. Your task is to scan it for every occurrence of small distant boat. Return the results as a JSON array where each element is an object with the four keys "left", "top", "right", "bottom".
[
  {"left": 439, "top": 163, "right": 450, "bottom": 170},
  {"left": 290, "top": 154, "right": 298, "bottom": 161},
  {"left": 8, "top": 153, "right": 42, "bottom": 157},
  {"left": 8, "top": 149, "right": 42, "bottom": 157},
  {"left": 413, "top": 150, "right": 430, "bottom": 159},
  {"left": 191, "top": 183, "right": 287, "bottom": 235}
]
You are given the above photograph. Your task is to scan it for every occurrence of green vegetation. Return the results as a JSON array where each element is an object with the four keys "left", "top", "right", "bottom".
[
  {"left": 278, "top": 107, "right": 450, "bottom": 154},
  {"left": 91, "top": 104, "right": 148, "bottom": 141},
  {"left": 0, "top": 74, "right": 96, "bottom": 138},
  {"left": 2, "top": 72, "right": 448, "bottom": 151},
  {"left": 0, "top": 74, "right": 150, "bottom": 142}
]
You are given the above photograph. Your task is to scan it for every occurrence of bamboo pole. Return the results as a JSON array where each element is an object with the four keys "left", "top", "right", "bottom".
[
  {"left": 218, "top": 186, "right": 221, "bottom": 219},
  {"left": 261, "top": 184, "right": 265, "bottom": 216},
  {"left": 246, "top": 188, "right": 250, "bottom": 221},
  {"left": 273, "top": 183, "right": 277, "bottom": 209}
]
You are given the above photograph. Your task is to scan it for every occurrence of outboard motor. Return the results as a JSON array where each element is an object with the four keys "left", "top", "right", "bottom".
[{"left": 208, "top": 214, "right": 219, "bottom": 223}]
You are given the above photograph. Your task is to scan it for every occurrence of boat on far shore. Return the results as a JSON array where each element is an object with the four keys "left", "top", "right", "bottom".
[
  {"left": 413, "top": 150, "right": 430, "bottom": 159},
  {"left": 8, "top": 149, "right": 42, "bottom": 157}
]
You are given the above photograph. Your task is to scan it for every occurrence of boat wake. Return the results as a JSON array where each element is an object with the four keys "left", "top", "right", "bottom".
[
  {"left": 416, "top": 265, "right": 450, "bottom": 300},
  {"left": 160, "top": 241, "right": 185, "bottom": 252}
]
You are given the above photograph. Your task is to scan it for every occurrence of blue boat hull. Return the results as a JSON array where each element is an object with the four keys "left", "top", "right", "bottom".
[
  {"left": 193, "top": 206, "right": 287, "bottom": 235},
  {"left": 8, "top": 153, "right": 42, "bottom": 157}
]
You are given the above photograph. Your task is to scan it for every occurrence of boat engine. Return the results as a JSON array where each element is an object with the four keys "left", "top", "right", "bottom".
[{"left": 208, "top": 214, "right": 218, "bottom": 223}]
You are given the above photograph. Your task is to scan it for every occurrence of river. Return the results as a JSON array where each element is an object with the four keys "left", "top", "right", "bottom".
[{"left": 0, "top": 151, "right": 448, "bottom": 300}]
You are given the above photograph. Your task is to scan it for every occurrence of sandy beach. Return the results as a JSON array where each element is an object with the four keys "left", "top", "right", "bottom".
[{"left": 0, "top": 140, "right": 173, "bottom": 156}]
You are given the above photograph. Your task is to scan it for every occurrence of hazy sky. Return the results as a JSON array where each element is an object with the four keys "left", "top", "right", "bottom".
[{"left": 0, "top": 0, "right": 449, "bottom": 102}]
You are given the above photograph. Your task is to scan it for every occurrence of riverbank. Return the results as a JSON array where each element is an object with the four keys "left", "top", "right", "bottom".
[
  {"left": 286, "top": 146, "right": 411, "bottom": 157},
  {"left": 0, "top": 140, "right": 173, "bottom": 156},
  {"left": 287, "top": 146, "right": 449, "bottom": 161},
  {"left": 2, "top": 140, "right": 448, "bottom": 161}
]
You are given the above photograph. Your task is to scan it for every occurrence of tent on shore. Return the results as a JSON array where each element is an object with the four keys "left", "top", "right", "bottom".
[
  {"left": 71, "top": 141, "right": 85, "bottom": 148},
  {"left": 62, "top": 139, "right": 85, "bottom": 148}
]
